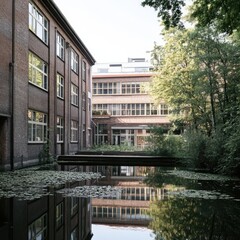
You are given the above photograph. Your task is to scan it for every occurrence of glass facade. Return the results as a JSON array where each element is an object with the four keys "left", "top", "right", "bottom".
[{"left": 93, "top": 103, "right": 169, "bottom": 116}]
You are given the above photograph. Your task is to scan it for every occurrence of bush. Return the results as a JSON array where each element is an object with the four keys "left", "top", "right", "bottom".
[{"left": 146, "top": 126, "right": 183, "bottom": 156}]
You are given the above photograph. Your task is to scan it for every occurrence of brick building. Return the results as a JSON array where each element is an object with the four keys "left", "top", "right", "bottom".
[
  {"left": 0, "top": 0, "right": 95, "bottom": 170},
  {"left": 92, "top": 58, "right": 170, "bottom": 148}
]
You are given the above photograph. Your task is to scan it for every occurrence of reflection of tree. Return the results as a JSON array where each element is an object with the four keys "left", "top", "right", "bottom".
[
  {"left": 149, "top": 198, "right": 240, "bottom": 240},
  {"left": 144, "top": 168, "right": 196, "bottom": 189}
]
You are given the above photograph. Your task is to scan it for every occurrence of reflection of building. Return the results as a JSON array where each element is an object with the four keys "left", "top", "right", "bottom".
[
  {"left": 92, "top": 58, "right": 170, "bottom": 148},
  {"left": 91, "top": 167, "right": 165, "bottom": 227},
  {"left": 0, "top": 187, "right": 92, "bottom": 240},
  {"left": 0, "top": 0, "right": 95, "bottom": 170}
]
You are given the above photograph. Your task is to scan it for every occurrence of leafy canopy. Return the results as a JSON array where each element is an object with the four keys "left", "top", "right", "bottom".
[{"left": 142, "top": 0, "right": 240, "bottom": 33}]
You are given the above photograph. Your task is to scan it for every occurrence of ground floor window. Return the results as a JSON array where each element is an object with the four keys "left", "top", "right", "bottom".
[
  {"left": 57, "top": 116, "right": 64, "bottom": 143},
  {"left": 28, "top": 110, "right": 47, "bottom": 143},
  {"left": 112, "top": 129, "right": 134, "bottom": 146},
  {"left": 71, "top": 120, "right": 78, "bottom": 142},
  {"left": 28, "top": 213, "right": 47, "bottom": 240}
]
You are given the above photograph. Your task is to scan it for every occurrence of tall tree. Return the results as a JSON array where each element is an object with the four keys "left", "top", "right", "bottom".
[
  {"left": 149, "top": 28, "right": 212, "bottom": 133},
  {"left": 142, "top": 0, "right": 240, "bottom": 34}
]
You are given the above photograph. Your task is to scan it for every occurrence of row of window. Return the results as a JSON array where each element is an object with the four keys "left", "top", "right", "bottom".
[
  {"left": 93, "top": 82, "right": 148, "bottom": 95},
  {"left": 28, "top": 110, "right": 78, "bottom": 143},
  {"left": 29, "top": 2, "right": 87, "bottom": 76},
  {"left": 28, "top": 200, "right": 78, "bottom": 240},
  {"left": 92, "top": 206, "right": 150, "bottom": 220},
  {"left": 93, "top": 103, "right": 169, "bottom": 116},
  {"left": 29, "top": 51, "right": 87, "bottom": 108}
]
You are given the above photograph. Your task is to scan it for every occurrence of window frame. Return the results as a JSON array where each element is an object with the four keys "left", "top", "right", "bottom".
[
  {"left": 29, "top": 2, "right": 48, "bottom": 44},
  {"left": 28, "top": 213, "right": 47, "bottom": 240},
  {"left": 29, "top": 52, "right": 48, "bottom": 90},
  {"left": 82, "top": 92, "right": 86, "bottom": 111},
  {"left": 56, "top": 74, "right": 64, "bottom": 99},
  {"left": 82, "top": 60, "right": 86, "bottom": 81},
  {"left": 71, "top": 120, "right": 78, "bottom": 142},
  {"left": 56, "top": 202, "right": 64, "bottom": 229},
  {"left": 56, "top": 32, "right": 65, "bottom": 60},
  {"left": 71, "top": 49, "right": 79, "bottom": 73},
  {"left": 28, "top": 110, "right": 48, "bottom": 143},
  {"left": 92, "top": 103, "right": 168, "bottom": 116},
  {"left": 57, "top": 116, "right": 64, "bottom": 143},
  {"left": 71, "top": 84, "right": 79, "bottom": 106}
]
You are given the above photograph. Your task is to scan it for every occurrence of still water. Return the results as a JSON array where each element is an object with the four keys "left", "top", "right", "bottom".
[{"left": 0, "top": 165, "right": 239, "bottom": 240}]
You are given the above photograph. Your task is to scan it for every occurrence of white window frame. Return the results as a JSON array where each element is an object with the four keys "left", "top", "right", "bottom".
[
  {"left": 71, "top": 49, "right": 79, "bottom": 73},
  {"left": 28, "top": 213, "right": 47, "bottom": 240},
  {"left": 82, "top": 92, "right": 86, "bottom": 111},
  {"left": 71, "top": 84, "right": 78, "bottom": 106},
  {"left": 29, "top": 52, "right": 48, "bottom": 90},
  {"left": 71, "top": 120, "right": 78, "bottom": 142},
  {"left": 56, "top": 202, "right": 63, "bottom": 229},
  {"left": 56, "top": 32, "right": 65, "bottom": 60},
  {"left": 82, "top": 61, "right": 86, "bottom": 81},
  {"left": 57, "top": 116, "right": 64, "bottom": 143},
  {"left": 29, "top": 2, "right": 48, "bottom": 44},
  {"left": 57, "top": 74, "right": 64, "bottom": 99},
  {"left": 93, "top": 103, "right": 168, "bottom": 116},
  {"left": 28, "top": 110, "right": 47, "bottom": 143}
]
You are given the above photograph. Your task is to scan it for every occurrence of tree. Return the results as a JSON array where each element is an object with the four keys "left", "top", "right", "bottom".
[
  {"left": 149, "top": 28, "right": 212, "bottom": 133},
  {"left": 149, "top": 27, "right": 240, "bottom": 174},
  {"left": 142, "top": 0, "right": 240, "bottom": 34}
]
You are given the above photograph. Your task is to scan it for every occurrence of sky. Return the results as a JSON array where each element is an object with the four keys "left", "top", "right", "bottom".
[
  {"left": 92, "top": 224, "right": 155, "bottom": 240},
  {"left": 53, "top": 0, "right": 162, "bottom": 63}
]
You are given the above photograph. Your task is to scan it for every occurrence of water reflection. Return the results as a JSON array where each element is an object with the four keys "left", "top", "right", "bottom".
[{"left": 0, "top": 165, "right": 240, "bottom": 240}]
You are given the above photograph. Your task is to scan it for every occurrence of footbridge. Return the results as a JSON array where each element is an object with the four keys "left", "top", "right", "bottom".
[{"left": 57, "top": 151, "right": 181, "bottom": 167}]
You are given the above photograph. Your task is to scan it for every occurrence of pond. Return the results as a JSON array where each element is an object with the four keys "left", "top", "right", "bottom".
[{"left": 0, "top": 165, "right": 239, "bottom": 240}]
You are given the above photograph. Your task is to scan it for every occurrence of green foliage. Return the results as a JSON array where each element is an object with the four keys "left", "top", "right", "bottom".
[
  {"left": 148, "top": 27, "right": 240, "bottom": 176},
  {"left": 141, "top": 0, "right": 185, "bottom": 29},
  {"left": 91, "top": 144, "right": 140, "bottom": 152},
  {"left": 149, "top": 197, "right": 240, "bottom": 239},
  {"left": 146, "top": 126, "right": 183, "bottom": 156},
  {"left": 38, "top": 138, "right": 54, "bottom": 164},
  {"left": 180, "top": 129, "right": 224, "bottom": 171},
  {"left": 142, "top": 0, "right": 240, "bottom": 34}
]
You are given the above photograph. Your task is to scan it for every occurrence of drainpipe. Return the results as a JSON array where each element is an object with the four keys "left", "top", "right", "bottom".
[
  {"left": 9, "top": 0, "right": 16, "bottom": 171},
  {"left": 66, "top": 42, "right": 71, "bottom": 154}
]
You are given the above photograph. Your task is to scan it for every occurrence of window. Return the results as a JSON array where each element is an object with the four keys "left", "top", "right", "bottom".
[
  {"left": 82, "top": 61, "right": 86, "bottom": 81},
  {"left": 56, "top": 202, "right": 63, "bottom": 229},
  {"left": 71, "top": 228, "right": 78, "bottom": 240},
  {"left": 56, "top": 32, "right": 64, "bottom": 60},
  {"left": 92, "top": 103, "right": 168, "bottom": 116},
  {"left": 82, "top": 92, "right": 86, "bottom": 110},
  {"left": 29, "top": 2, "right": 48, "bottom": 44},
  {"left": 28, "top": 110, "right": 47, "bottom": 143},
  {"left": 71, "top": 197, "right": 78, "bottom": 216},
  {"left": 57, "top": 74, "right": 64, "bottom": 99},
  {"left": 28, "top": 214, "right": 47, "bottom": 240},
  {"left": 29, "top": 52, "right": 48, "bottom": 90},
  {"left": 71, "top": 49, "right": 78, "bottom": 73},
  {"left": 71, "top": 84, "right": 78, "bottom": 106},
  {"left": 160, "top": 104, "right": 169, "bottom": 115},
  {"left": 57, "top": 116, "right": 64, "bottom": 143},
  {"left": 71, "top": 120, "right": 78, "bottom": 142}
]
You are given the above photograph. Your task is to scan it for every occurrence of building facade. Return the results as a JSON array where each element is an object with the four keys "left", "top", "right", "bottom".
[
  {"left": 0, "top": 0, "right": 95, "bottom": 170},
  {"left": 0, "top": 183, "right": 92, "bottom": 240},
  {"left": 92, "top": 58, "right": 170, "bottom": 149}
]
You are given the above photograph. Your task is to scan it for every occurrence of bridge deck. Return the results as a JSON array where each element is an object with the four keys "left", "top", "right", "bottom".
[{"left": 57, "top": 154, "right": 180, "bottom": 167}]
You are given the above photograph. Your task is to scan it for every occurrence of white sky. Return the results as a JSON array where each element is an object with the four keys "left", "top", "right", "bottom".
[
  {"left": 92, "top": 224, "right": 155, "bottom": 240},
  {"left": 53, "top": 0, "right": 162, "bottom": 63}
]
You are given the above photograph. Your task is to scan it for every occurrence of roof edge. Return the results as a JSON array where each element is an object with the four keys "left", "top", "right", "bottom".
[{"left": 42, "top": 0, "right": 96, "bottom": 65}]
